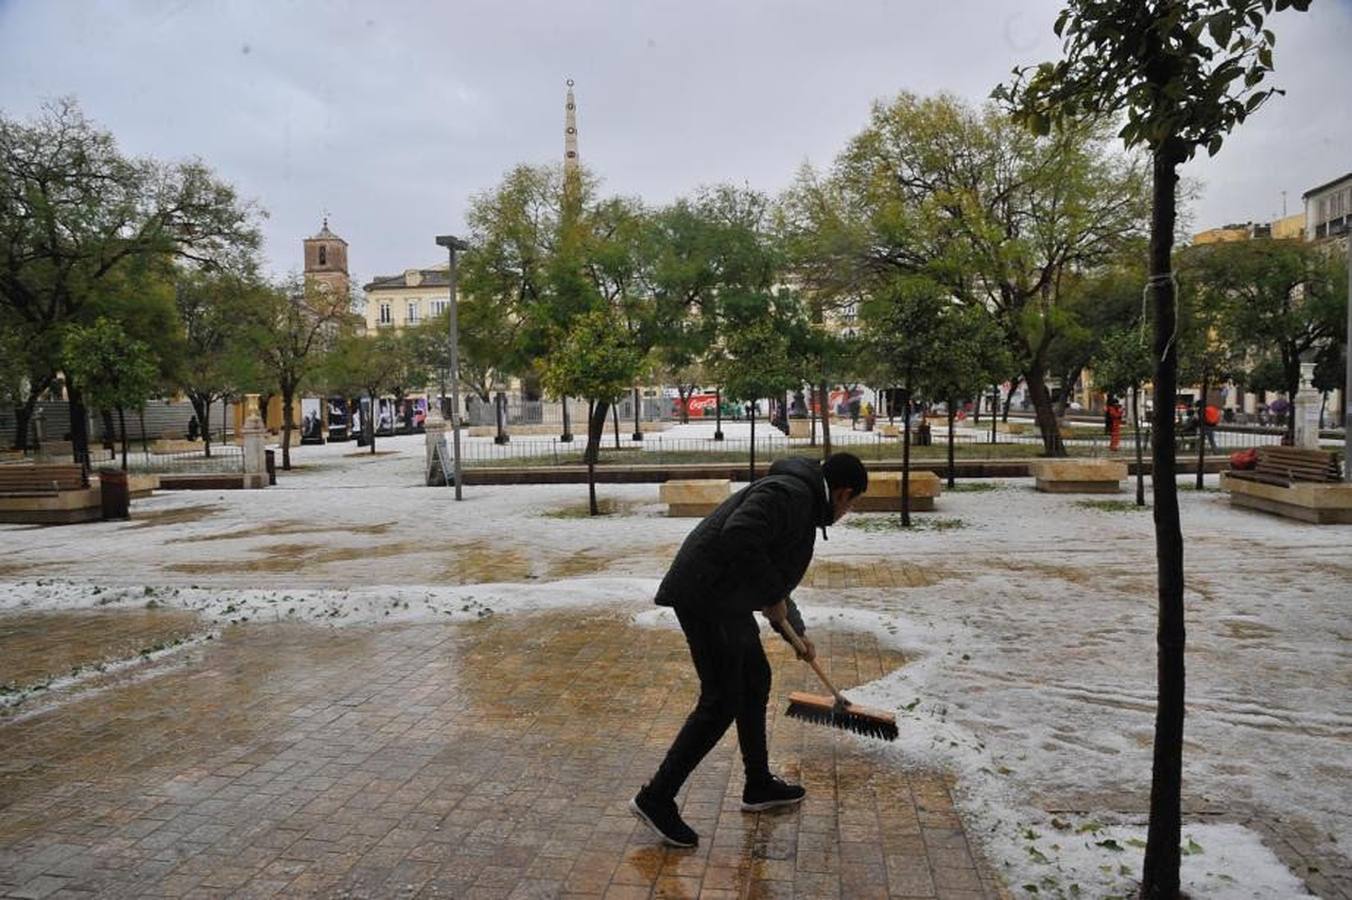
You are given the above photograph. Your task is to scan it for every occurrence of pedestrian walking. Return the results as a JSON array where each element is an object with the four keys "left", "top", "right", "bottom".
[{"left": 631, "top": 453, "right": 869, "bottom": 848}]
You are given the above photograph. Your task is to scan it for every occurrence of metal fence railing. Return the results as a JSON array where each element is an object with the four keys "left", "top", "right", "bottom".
[
  {"left": 119, "top": 445, "right": 246, "bottom": 474},
  {"left": 450, "top": 424, "right": 1286, "bottom": 468}
]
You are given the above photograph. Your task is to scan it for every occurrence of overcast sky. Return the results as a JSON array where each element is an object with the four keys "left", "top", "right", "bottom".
[{"left": 2, "top": 0, "right": 1349, "bottom": 284}]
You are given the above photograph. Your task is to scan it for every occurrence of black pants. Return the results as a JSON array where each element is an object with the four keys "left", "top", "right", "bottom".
[{"left": 648, "top": 605, "right": 771, "bottom": 799}]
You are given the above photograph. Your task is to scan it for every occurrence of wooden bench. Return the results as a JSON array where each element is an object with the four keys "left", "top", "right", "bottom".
[
  {"left": 1031, "top": 460, "right": 1127, "bottom": 494},
  {"left": 660, "top": 479, "right": 731, "bottom": 517},
  {"left": 1222, "top": 447, "right": 1350, "bottom": 524},
  {"left": 1226, "top": 447, "right": 1342, "bottom": 488},
  {"left": 0, "top": 464, "right": 85, "bottom": 496},
  {"left": 0, "top": 463, "right": 102, "bottom": 524},
  {"left": 853, "top": 470, "right": 941, "bottom": 512}
]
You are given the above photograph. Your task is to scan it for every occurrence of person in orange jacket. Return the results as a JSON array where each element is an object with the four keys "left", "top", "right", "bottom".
[{"left": 1106, "top": 396, "right": 1124, "bottom": 451}]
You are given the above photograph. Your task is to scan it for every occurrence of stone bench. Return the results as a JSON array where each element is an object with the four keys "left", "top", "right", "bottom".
[
  {"left": 660, "top": 479, "right": 731, "bottom": 517},
  {"left": 0, "top": 463, "right": 100, "bottom": 524},
  {"left": 996, "top": 421, "right": 1028, "bottom": 435},
  {"left": 788, "top": 419, "right": 811, "bottom": 439},
  {"left": 853, "top": 470, "right": 941, "bottom": 512},
  {"left": 1220, "top": 474, "right": 1352, "bottom": 524},
  {"left": 1222, "top": 448, "right": 1348, "bottom": 524},
  {"left": 1031, "top": 460, "right": 1126, "bottom": 494}
]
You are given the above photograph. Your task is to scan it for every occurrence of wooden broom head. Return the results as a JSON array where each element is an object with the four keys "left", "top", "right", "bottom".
[{"left": 784, "top": 691, "right": 899, "bottom": 742}]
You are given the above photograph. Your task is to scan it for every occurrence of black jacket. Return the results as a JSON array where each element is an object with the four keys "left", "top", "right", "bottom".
[{"left": 654, "top": 457, "right": 832, "bottom": 635}]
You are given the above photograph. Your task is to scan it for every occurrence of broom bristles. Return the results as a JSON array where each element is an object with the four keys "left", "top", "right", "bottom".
[{"left": 784, "top": 691, "right": 899, "bottom": 742}]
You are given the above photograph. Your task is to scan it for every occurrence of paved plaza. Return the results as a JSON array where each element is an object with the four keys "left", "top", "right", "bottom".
[{"left": 2, "top": 429, "right": 1349, "bottom": 898}]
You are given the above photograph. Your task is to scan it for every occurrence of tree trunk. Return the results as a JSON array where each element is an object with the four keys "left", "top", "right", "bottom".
[
  {"left": 1141, "top": 143, "right": 1186, "bottom": 900},
  {"left": 1002, "top": 378, "right": 1019, "bottom": 422},
  {"left": 1133, "top": 383, "right": 1146, "bottom": 508},
  {"left": 584, "top": 399, "right": 609, "bottom": 466},
  {"left": 946, "top": 400, "right": 956, "bottom": 490},
  {"left": 1024, "top": 362, "right": 1065, "bottom": 457},
  {"left": 1283, "top": 364, "right": 1300, "bottom": 445},
  {"left": 281, "top": 388, "right": 295, "bottom": 470},
  {"left": 561, "top": 394, "right": 573, "bottom": 442},
  {"left": 900, "top": 387, "right": 912, "bottom": 528},
  {"left": 818, "top": 380, "right": 832, "bottom": 457},
  {"left": 749, "top": 405, "right": 756, "bottom": 483},
  {"left": 612, "top": 403, "right": 621, "bottom": 448},
  {"left": 13, "top": 382, "right": 49, "bottom": 452},
  {"left": 139, "top": 408, "right": 149, "bottom": 455},
  {"left": 68, "top": 382, "right": 91, "bottom": 477},
  {"left": 118, "top": 407, "right": 129, "bottom": 471},
  {"left": 989, "top": 387, "right": 998, "bottom": 444},
  {"left": 368, "top": 394, "right": 377, "bottom": 454},
  {"left": 1196, "top": 374, "right": 1209, "bottom": 491},
  {"left": 203, "top": 399, "right": 213, "bottom": 458},
  {"left": 587, "top": 455, "right": 598, "bottom": 516}
]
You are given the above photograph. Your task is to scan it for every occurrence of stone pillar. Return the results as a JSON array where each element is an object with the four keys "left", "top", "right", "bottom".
[
  {"left": 242, "top": 393, "right": 267, "bottom": 476},
  {"left": 424, "top": 409, "right": 450, "bottom": 486},
  {"left": 1293, "top": 362, "right": 1321, "bottom": 450}
]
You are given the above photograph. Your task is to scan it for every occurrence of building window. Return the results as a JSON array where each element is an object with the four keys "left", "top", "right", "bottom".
[
  {"left": 406, "top": 301, "right": 420, "bottom": 325},
  {"left": 378, "top": 302, "right": 391, "bottom": 325},
  {"left": 318, "top": 245, "right": 327, "bottom": 266},
  {"left": 430, "top": 299, "right": 447, "bottom": 318}
]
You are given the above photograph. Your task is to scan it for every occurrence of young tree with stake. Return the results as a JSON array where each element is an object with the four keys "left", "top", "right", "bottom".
[{"left": 998, "top": 1, "right": 1312, "bottom": 893}]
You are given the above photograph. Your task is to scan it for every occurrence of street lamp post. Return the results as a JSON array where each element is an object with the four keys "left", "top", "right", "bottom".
[
  {"left": 1344, "top": 229, "right": 1351, "bottom": 481},
  {"left": 436, "top": 234, "right": 470, "bottom": 500}
]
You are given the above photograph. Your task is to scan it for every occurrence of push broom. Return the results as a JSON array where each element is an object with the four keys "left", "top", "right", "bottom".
[{"left": 780, "top": 628, "right": 899, "bottom": 741}]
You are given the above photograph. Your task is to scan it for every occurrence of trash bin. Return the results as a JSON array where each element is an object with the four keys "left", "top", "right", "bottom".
[
  {"left": 265, "top": 449, "right": 276, "bottom": 486},
  {"left": 916, "top": 422, "right": 932, "bottom": 447},
  {"left": 99, "top": 467, "right": 130, "bottom": 520}
]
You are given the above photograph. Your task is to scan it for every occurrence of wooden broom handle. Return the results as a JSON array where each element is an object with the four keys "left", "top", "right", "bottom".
[{"left": 779, "top": 625, "right": 849, "bottom": 706}]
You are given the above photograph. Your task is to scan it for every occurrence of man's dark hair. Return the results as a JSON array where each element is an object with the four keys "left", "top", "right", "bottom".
[{"left": 822, "top": 452, "right": 868, "bottom": 497}]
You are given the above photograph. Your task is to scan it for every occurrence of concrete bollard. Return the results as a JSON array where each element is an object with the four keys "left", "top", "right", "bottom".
[{"left": 424, "top": 410, "right": 451, "bottom": 486}]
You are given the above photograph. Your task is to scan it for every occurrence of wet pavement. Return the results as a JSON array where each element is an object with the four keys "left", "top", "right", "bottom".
[
  {"left": 0, "top": 609, "right": 205, "bottom": 706},
  {"left": 0, "top": 609, "right": 1005, "bottom": 899}
]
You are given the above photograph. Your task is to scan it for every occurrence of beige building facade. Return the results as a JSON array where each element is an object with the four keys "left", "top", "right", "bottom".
[{"left": 361, "top": 266, "right": 454, "bottom": 333}]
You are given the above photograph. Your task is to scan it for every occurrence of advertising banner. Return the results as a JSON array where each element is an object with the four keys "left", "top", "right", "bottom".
[
  {"left": 326, "top": 397, "right": 349, "bottom": 441},
  {"left": 376, "top": 398, "right": 396, "bottom": 436},
  {"left": 300, "top": 397, "right": 324, "bottom": 444}
]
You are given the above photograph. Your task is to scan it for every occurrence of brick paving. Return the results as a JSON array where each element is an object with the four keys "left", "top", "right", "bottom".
[
  {"left": 0, "top": 608, "right": 1005, "bottom": 899},
  {"left": 0, "top": 609, "right": 203, "bottom": 692}
]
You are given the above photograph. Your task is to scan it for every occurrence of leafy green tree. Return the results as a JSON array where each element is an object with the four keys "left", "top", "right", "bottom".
[
  {"left": 61, "top": 317, "right": 159, "bottom": 470},
  {"left": 646, "top": 187, "right": 777, "bottom": 424},
  {"left": 820, "top": 93, "right": 1148, "bottom": 457},
  {"left": 1191, "top": 239, "right": 1343, "bottom": 443},
  {"left": 245, "top": 276, "right": 355, "bottom": 470},
  {"left": 862, "top": 276, "right": 948, "bottom": 526},
  {"left": 541, "top": 308, "right": 643, "bottom": 515},
  {"left": 0, "top": 99, "right": 259, "bottom": 462},
  {"left": 172, "top": 266, "right": 261, "bottom": 457},
  {"left": 715, "top": 298, "right": 808, "bottom": 484},
  {"left": 1177, "top": 247, "right": 1250, "bottom": 487},
  {"left": 926, "top": 305, "right": 1012, "bottom": 487},
  {"left": 1094, "top": 328, "right": 1155, "bottom": 505},
  {"left": 320, "top": 331, "right": 409, "bottom": 453},
  {"left": 1000, "top": 0, "right": 1312, "bottom": 892}
]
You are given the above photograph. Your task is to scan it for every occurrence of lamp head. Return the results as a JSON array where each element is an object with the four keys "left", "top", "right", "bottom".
[{"left": 435, "top": 235, "right": 469, "bottom": 251}]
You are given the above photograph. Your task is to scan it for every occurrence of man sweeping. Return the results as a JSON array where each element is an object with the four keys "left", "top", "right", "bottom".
[{"left": 631, "top": 452, "right": 869, "bottom": 848}]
